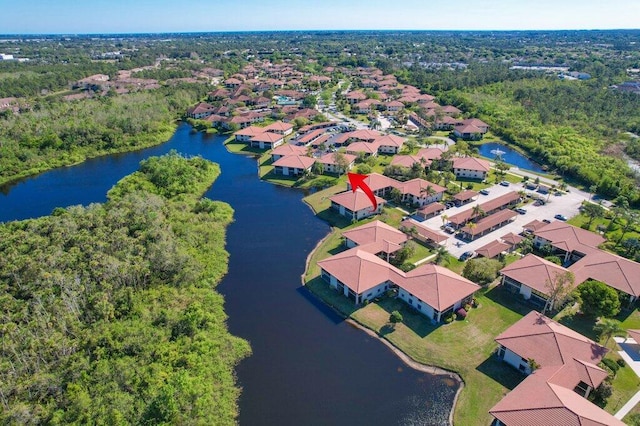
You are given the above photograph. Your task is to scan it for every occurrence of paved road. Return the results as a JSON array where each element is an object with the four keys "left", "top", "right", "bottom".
[
  {"left": 418, "top": 181, "right": 588, "bottom": 258},
  {"left": 613, "top": 336, "right": 640, "bottom": 419}
]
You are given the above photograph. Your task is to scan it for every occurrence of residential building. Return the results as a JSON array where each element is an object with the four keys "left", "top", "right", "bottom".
[
  {"left": 452, "top": 157, "right": 491, "bottom": 180},
  {"left": 317, "top": 153, "right": 356, "bottom": 175},
  {"left": 272, "top": 155, "right": 315, "bottom": 176},
  {"left": 329, "top": 189, "right": 385, "bottom": 221},
  {"left": 490, "top": 312, "right": 620, "bottom": 426}
]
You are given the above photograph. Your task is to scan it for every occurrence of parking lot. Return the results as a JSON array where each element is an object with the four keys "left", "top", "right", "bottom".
[{"left": 419, "top": 181, "right": 588, "bottom": 258}]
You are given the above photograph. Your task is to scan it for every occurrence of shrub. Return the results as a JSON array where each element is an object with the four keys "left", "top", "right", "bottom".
[
  {"left": 456, "top": 308, "right": 467, "bottom": 320},
  {"left": 589, "top": 382, "right": 613, "bottom": 407},
  {"left": 601, "top": 358, "right": 620, "bottom": 374},
  {"left": 444, "top": 313, "right": 455, "bottom": 323},
  {"left": 389, "top": 310, "right": 403, "bottom": 324},
  {"left": 616, "top": 358, "right": 626, "bottom": 368}
]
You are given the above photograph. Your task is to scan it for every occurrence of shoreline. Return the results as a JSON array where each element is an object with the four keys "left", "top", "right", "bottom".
[
  {"left": 0, "top": 123, "right": 178, "bottom": 189},
  {"left": 298, "top": 181, "right": 464, "bottom": 426}
]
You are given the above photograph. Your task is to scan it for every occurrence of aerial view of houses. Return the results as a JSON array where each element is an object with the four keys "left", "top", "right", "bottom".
[{"left": 185, "top": 57, "right": 640, "bottom": 425}]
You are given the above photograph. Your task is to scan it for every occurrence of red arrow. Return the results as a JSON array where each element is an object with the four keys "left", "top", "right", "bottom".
[{"left": 347, "top": 172, "right": 378, "bottom": 211}]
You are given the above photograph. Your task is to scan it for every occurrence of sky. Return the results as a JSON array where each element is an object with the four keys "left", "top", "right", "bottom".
[{"left": 1, "top": 0, "right": 639, "bottom": 34}]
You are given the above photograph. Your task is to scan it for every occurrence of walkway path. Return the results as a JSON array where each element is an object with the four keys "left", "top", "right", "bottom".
[{"left": 613, "top": 336, "right": 640, "bottom": 419}]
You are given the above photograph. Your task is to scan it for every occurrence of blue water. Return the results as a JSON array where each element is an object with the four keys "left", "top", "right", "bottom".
[
  {"left": 0, "top": 123, "right": 456, "bottom": 425},
  {"left": 478, "top": 142, "right": 546, "bottom": 173}
]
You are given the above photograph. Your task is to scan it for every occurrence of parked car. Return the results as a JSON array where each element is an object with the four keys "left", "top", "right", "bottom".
[
  {"left": 542, "top": 219, "right": 551, "bottom": 224},
  {"left": 444, "top": 225, "right": 456, "bottom": 234},
  {"left": 459, "top": 251, "right": 474, "bottom": 261},
  {"left": 500, "top": 181, "right": 510, "bottom": 187},
  {"left": 554, "top": 214, "right": 568, "bottom": 221},
  {"left": 515, "top": 207, "right": 527, "bottom": 215},
  {"left": 479, "top": 189, "right": 490, "bottom": 195}
]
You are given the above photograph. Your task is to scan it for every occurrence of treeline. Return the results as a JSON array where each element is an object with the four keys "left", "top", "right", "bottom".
[
  {"left": 0, "top": 85, "right": 206, "bottom": 186},
  {"left": 0, "top": 153, "right": 251, "bottom": 424},
  {"left": 400, "top": 64, "right": 640, "bottom": 206},
  {"left": 132, "top": 68, "right": 193, "bottom": 81},
  {"left": 431, "top": 77, "right": 640, "bottom": 205},
  {"left": 0, "top": 62, "right": 119, "bottom": 98}
]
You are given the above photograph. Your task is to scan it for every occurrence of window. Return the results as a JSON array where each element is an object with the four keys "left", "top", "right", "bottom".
[{"left": 518, "top": 364, "right": 526, "bottom": 372}]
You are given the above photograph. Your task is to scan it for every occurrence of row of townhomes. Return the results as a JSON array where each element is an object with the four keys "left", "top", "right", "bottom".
[
  {"left": 317, "top": 220, "right": 480, "bottom": 322},
  {"left": 188, "top": 62, "right": 640, "bottom": 425}
]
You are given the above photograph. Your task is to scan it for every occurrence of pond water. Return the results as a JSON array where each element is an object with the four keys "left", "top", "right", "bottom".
[
  {"left": 478, "top": 142, "right": 546, "bottom": 173},
  {"left": 0, "top": 123, "right": 458, "bottom": 425}
]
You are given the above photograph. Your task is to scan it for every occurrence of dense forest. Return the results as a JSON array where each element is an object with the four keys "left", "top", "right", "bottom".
[
  {"left": 0, "top": 85, "right": 206, "bottom": 186},
  {"left": 0, "top": 153, "right": 250, "bottom": 424}
]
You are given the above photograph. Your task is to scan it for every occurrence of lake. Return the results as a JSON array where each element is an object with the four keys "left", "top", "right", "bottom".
[
  {"left": 0, "top": 123, "right": 457, "bottom": 425},
  {"left": 478, "top": 142, "right": 546, "bottom": 173}
]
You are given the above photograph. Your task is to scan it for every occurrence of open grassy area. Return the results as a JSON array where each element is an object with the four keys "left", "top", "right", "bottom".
[
  {"left": 224, "top": 140, "right": 267, "bottom": 155},
  {"left": 307, "top": 283, "right": 530, "bottom": 425},
  {"left": 406, "top": 239, "right": 433, "bottom": 264}
]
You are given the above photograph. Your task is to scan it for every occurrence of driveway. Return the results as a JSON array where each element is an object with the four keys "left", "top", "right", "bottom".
[{"left": 418, "top": 181, "right": 587, "bottom": 258}]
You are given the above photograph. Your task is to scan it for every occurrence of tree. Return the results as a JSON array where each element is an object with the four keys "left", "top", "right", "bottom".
[
  {"left": 390, "top": 243, "right": 415, "bottom": 267},
  {"left": 543, "top": 271, "right": 574, "bottom": 315},
  {"left": 594, "top": 318, "right": 625, "bottom": 347},
  {"left": 434, "top": 246, "right": 449, "bottom": 265},
  {"left": 312, "top": 161, "right": 324, "bottom": 176},
  {"left": 582, "top": 203, "right": 605, "bottom": 229},
  {"left": 517, "top": 236, "right": 534, "bottom": 254},
  {"left": 302, "top": 94, "right": 317, "bottom": 109},
  {"left": 441, "top": 214, "right": 449, "bottom": 228},
  {"left": 333, "top": 151, "right": 350, "bottom": 176},
  {"left": 389, "top": 310, "right": 403, "bottom": 328},
  {"left": 462, "top": 258, "right": 502, "bottom": 285},
  {"left": 578, "top": 280, "right": 621, "bottom": 318},
  {"left": 390, "top": 188, "right": 403, "bottom": 204},
  {"left": 471, "top": 204, "right": 485, "bottom": 220},
  {"left": 616, "top": 212, "right": 639, "bottom": 246}
]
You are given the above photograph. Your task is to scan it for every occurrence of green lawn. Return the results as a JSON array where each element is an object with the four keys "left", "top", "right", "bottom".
[
  {"left": 318, "top": 284, "right": 531, "bottom": 426},
  {"left": 406, "top": 239, "right": 433, "bottom": 264},
  {"left": 224, "top": 140, "right": 267, "bottom": 155}
]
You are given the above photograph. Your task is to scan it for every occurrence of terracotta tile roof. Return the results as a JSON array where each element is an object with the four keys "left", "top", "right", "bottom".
[
  {"left": 264, "top": 121, "right": 294, "bottom": 132},
  {"left": 460, "top": 209, "right": 517, "bottom": 236},
  {"left": 346, "top": 129, "right": 382, "bottom": 141},
  {"left": 250, "top": 132, "right": 283, "bottom": 143},
  {"left": 317, "top": 248, "right": 395, "bottom": 294},
  {"left": 569, "top": 249, "right": 640, "bottom": 297},
  {"left": 374, "top": 134, "right": 405, "bottom": 147},
  {"left": 490, "top": 366, "right": 623, "bottom": 426},
  {"left": 398, "top": 178, "right": 446, "bottom": 197},
  {"left": 400, "top": 219, "right": 448, "bottom": 244},
  {"left": 495, "top": 311, "right": 607, "bottom": 368},
  {"left": 234, "top": 125, "right": 266, "bottom": 137},
  {"left": 317, "top": 153, "right": 356, "bottom": 166},
  {"left": 475, "top": 240, "right": 510, "bottom": 258},
  {"left": 361, "top": 173, "right": 401, "bottom": 192},
  {"left": 346, "top": 91, "right": 367, "bottom": 100},
  {"left": 416, "top": 147, "right": 445, "bottom": 160},
  {"left": 390, "top": 155, "right": 427, "bottom": 168},
  {"left": 272, "top": 155, "right": 315, "bottom": 170},
  {"left": 297, "top": 129, "right": 326, "bottom": 144},
  {"left": 342, "top": 220, "right": 408, "bottom": 248},
  {"left": 271, "top": 144, "right": 307, "bottom": 157},
  {"left": 441, "top": 105, "right": 461, "bottom": 115},
  {"left": 395, "top": 264, "right": 480, "bottom": 311},
  {"left": 417, "top": 202, "right": 445, "bottom": 216},
  {"left": 524, "top": 219, "right": 548, "bottom": 232},
  {"left": 453, "top": 189, "right": 478, "bottom": 202},
  {"left": 330, "top": 189, "right": 386, "bottom": 212},
  {"left": 346, "top": 141, "right": 380, "bottom": 155},
  {"left": 452, "top": 156, "right": 491, "bottom": 172},
  {"left": 628, "top": 329, "right": 640, "bottom": 343},
  {"left": 501, "top": 232, "right": 524, "bottom": 247},
  {"left": 534, "top": 221, "right": 606, "bottom": 254},
  {"left": 500, "top": 254, "right": 574, "bottom": 296}
]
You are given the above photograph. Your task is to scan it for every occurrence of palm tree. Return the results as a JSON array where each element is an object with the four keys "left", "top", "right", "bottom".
[
  {"left": 441, "top": 214, "right": 449, "bottom": 228},
  {"left": 595, "top": 319, "right": 625, "bottom": 347},
  {"left": 434, "top": 246, "right": 449, "bottom": 265},
  {"left": 471, "top": 204, "right": 485, "bottom": 220},
  {"left": 616, "top": 212, "right": 639, "bottom": 246},
  {"left": 467, "top": 222, "right": 477, "bottom": 238},
  {"left": 421, "top": 185, "right": 436, "bottom": 203}
]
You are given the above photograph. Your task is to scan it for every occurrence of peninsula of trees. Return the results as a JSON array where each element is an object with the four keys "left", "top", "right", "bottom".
[{"left": 0, "top": 153, "right": 250, "bottom": 424}]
